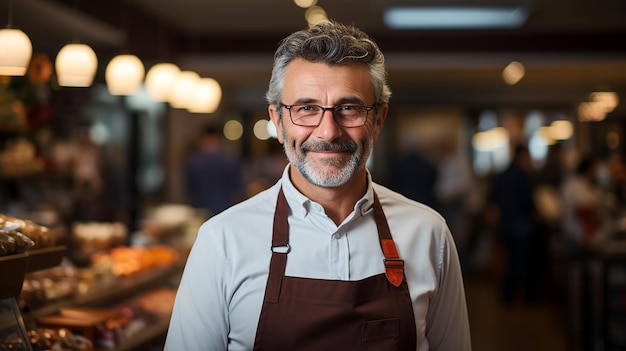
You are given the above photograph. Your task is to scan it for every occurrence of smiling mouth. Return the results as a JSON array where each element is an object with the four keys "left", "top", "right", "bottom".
[
  {"left": 301, "top": 140, "right": 357, "bottom": 154},
  {"left": 306, "top": 149, "right": 352, "bottom": 163},
  {"left": 310, "top": 149, "right": 348, "bottom": 155}
]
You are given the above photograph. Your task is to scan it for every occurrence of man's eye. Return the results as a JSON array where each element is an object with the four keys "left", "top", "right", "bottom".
[{"left": 295, "top": 105, "right": 315, "bottom": 113}]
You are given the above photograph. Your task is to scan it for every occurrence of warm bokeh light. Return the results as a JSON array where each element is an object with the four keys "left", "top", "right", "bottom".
[
  {"left": 578, "top": 91, "right": 619, "bottom": 122},
  {"left": 0, "top": 28, "right": 32, "bottom": 76},
  {"left": 145, "top": 63, "right": 180, "bottom": 102},
  {"left": 549, "top": 120, "right": 573, "bottom": 140},
  {"left": 55, "top": 43, "right": 98, "bottom": 87},
  {"left": 472, "top": 127, "right": 509, "bottom": 152},
  {"left": 253, "top": 119, "right": 270, "bottom": 140},
  {"left": 502, "top": 61, "right": 525, "bottom": 85},
  {"left": 169, "top": 70, "right": 200, "bottom": 109},
  {"left": 590, "top": 91, "right": 619, "bottom": 113},
  {"left": 294, "top": 0, "right": 317, "bottom": 8},
  {"left": 306, "top": 6, "right": 328, "bottom": 26},
  {"left": 105, "top": 54, "right": 145, "bottom": 95},
  {"left": 187, "top": 77, "right": 222, "bottom": 113},
  {"left": 223, "top": 120, "right": 243, "bottom": 141},
  {"left": 578, "top": 101, "right": 606, "bottom": 122}
]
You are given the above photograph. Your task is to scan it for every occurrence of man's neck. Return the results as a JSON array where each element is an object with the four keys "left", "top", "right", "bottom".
[{"left": 288, "top": 165, "right": 368, "bottom": 225}]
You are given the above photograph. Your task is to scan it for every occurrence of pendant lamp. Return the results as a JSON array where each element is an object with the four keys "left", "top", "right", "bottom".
[
  {"left": 145, "top": 62, "right": 180, "bottom": 101},
  {"left": 105, "top": 54, "right": 145, "bottom": 95},
  {"left": 55, "top": 43, "right": 98, "bottom": 87},
  {"left": 0, "top": 28, "right": 32, "bottom": 76},
  {"left": 187, "top": 78, "right": 222, "bottom": 113},
  {"left": 169, "top": 70, "right": 199, "bottom": 109}
]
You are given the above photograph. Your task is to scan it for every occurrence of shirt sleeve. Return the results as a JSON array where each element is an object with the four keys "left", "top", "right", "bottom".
[
  {"left": 164, "top": 222, "right": 230, "bottom": 351},
  {"left": 425, "top": 226, "right": 472, "bottom": 350}
]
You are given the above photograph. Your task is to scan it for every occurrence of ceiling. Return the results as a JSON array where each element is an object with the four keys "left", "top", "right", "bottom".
[{"left": 3, "top": 0, "right": 626, "bottom": 117}]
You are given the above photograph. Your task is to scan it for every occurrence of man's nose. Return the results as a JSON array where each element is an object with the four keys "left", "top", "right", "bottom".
[{"left": 315, "top": 109, "right": 343, "bottom": 139}]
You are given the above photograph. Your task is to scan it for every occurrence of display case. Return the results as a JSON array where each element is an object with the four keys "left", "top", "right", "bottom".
[
  {"left": 22, "top": 264, "right": 180, "bottom": 351},
  {"left": 0, "top": 247, "right": 65, "bottom": 350},
  {"left": 1, "top": 244, "right": 180, "bottom": 351},
  {"left": 0, "top": 298, "right": 33, "bottom": 351}
]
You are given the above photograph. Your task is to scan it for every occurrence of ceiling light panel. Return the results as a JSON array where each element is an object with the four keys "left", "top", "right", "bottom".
[{"left": 384, "top": 6, "right": 528, "bottom": 29}]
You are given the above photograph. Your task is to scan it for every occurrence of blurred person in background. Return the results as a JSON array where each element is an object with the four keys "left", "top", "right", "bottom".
[
  {"left": 166, "top": 21, "right": 470, "bottom": 350},
  {"left": 492, "top": 144, "right": 541, "bottom": 304},
  {"left": 70, "top": 126, "right": 115, "bottom": 223},
  {"left": 532, "top": 143, "right": 566, "bottom": 298},
  {"left": 560, "top": 156, "right": 603, "bottom": 253},
  {"left": 387, "top": 143, "right": 439, "bottom": 209},
  {"left": 184, "top": 125, "right": 243, "bottom": 216}
]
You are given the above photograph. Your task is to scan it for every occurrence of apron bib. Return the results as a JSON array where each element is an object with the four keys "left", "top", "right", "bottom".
[{"left": 253, "top": 188, "right": 417, "bottom": 350}]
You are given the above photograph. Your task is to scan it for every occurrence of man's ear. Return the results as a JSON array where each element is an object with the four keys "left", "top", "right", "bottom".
[
  {"left": 372, "top": 103, "right": 388, "bottom": 141},
  {"left": 268, "top": 104, "right": 284, "bottom": 144}
]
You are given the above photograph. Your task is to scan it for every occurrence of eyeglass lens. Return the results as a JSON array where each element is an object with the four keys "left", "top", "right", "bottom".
[{"left": 289, "top": 104, "right": 369, "bottom": 127}]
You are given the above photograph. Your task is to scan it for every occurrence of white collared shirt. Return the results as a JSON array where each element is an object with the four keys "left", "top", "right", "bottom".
[{"left": 165, "top": 166, "right": 471, "bottom": 350}]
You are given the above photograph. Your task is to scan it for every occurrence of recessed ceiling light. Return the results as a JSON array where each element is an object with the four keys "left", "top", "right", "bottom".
[{"left": 384, "top": 6, "right": 528, "bottom": 30}]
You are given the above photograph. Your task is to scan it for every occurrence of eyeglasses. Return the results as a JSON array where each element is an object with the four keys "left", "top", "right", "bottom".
[{"left": 280, "top": 102, "right": 377, "bottom": 128}]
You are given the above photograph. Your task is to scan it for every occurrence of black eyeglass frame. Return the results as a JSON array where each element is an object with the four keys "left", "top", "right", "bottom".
[{"left": 279, "top": 102, "right": 379, "bottom": 128}]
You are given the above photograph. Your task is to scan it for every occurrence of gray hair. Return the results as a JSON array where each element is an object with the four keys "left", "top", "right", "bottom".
[{"left": 265, "top": 21, "right": 391, "bottom": 107}]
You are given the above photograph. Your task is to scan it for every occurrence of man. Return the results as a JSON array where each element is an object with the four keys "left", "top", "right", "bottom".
[
  {"left": 165, "top": 21, "right": 471, "bottom": 350},
  {"left": 492, "top": 145, "right": 539, "bottom": 303},
  {"left": 184, "top": 124, "right": 243, "bottom": 216}
]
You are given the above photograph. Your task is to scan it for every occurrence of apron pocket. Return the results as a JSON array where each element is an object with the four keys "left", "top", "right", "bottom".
[{"left": 362, "top": 318, "right": 400, "bottom": 351}]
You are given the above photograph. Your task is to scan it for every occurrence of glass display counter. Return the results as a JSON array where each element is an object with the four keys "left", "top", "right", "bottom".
[
  {"left": 0, "top": 247, "right": 65, "bottom": 351},
  {"left": 0, "top": 297, "right": 33, "bottom": 351},
  {"left": 0, "top": 243, "right": 181, "bottom": 350}
]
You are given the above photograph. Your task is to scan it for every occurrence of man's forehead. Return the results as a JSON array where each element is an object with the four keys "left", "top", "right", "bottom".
[{"left": 282, "top": 59, "right": 374, "bottom": 100}]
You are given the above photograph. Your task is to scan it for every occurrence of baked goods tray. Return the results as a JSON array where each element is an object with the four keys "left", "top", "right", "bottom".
[
  {"left": 25, "top": 246, "right": 66, "bottom": 272},
  {"left": 0, "top": 246, "right": 66, "bottom": 299}
]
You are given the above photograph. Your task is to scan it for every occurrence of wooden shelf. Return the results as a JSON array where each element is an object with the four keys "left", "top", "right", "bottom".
[
  {"left": 108, "top": 316, "right": 171, "bottom": 351},
  {"left": 2, "top": 247, "right": 181, "bottom": 351},
  {"left": 0, "top": 246, "right": 66, "bottom": 300},
  {"left": 23, "top": 264, "right": 181, "bottom": 322},
  {"left": 22, "top": 264, "right": 181, "bottom": 351}
]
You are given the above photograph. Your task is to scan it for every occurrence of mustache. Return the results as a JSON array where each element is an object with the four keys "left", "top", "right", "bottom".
[{"left": 301, "top": 140, "right": 357, "bottom": 153}]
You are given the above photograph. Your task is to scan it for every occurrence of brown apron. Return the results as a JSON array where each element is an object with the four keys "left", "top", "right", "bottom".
[{"left": 253, "top": 188, "right": 417, "bottom": 351}]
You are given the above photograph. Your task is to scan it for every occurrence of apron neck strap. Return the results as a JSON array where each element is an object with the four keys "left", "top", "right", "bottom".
[
  {"left": 373, "top": 192, "right": 405, "bottom": 287},
  {"left": 264, "top": 187, "right": 290, "bottom": 303}
]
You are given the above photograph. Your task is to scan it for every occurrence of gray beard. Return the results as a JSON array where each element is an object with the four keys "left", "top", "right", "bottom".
[{"left": 282, "top": 130, "right": 370, "bottom": 188}]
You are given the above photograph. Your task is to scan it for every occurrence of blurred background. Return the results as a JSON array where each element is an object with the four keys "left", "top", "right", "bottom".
[{"left": 1, "top": 0, "right": 625, "bottom": 350}]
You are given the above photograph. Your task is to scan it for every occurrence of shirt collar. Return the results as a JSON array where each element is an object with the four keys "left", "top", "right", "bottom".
[{"left": 279, "top": 164, "right": 376, "bottom": 218}]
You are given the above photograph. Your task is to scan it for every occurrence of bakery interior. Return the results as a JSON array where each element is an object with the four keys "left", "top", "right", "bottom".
[{"left": 1, "top": 0, "right": 626, "bottom": 350}]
